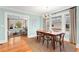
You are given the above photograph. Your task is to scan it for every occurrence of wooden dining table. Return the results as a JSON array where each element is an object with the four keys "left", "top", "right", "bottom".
[{"left": 37, "top": 30, "right": 65, "bottom": 50}]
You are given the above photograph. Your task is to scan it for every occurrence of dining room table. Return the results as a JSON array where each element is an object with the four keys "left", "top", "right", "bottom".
[{"left": 37, "top": 30, "right": 65, "bottom": 50}]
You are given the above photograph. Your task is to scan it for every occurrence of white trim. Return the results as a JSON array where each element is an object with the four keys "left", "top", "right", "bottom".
[
  {"left": 64, "top": 39, "right": 70, "bottom": 42},
  {"left": 4, "top": 12, "right": 8, "bottom": 43},
  {"left": 50, "top": 6, "right": 73, "bottom": 14},
  {"left": 0, "top": 40, "right": 7, "bottom": 44},
  {"left": 0, "top": 7, "right": 41, "bottom": 16},
  {"left": 28, "top": 35, "right": 37, "bottom": 38},
  {"left": 4, "top": 12, "right": 29, "bottom": 43},
  {"left": 76, "top": 44, "right": 79, "bottom": 48}
]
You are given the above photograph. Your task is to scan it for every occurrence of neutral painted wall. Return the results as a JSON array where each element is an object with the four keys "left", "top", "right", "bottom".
[
  {"left": 0, "top": 8, "right": 43, "bottom": 43},
  {"left": 0, "top": 9, "right": 5, "bottom": 43},
  {"left": 76, "top": 6, "right": 79, "bottom": 48}
]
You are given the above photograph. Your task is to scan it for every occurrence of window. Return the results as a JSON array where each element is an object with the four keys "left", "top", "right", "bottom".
[
  {"left": 51, "top": 16, "right": 62, "bottom": 31},
  {"left": 65, "top": 14, "right": 70, "bottom": 31}
]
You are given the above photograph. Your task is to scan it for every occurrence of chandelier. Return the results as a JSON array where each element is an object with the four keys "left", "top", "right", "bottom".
[{"left": 43, "top": 7, "right": 49, "bottom": 20}]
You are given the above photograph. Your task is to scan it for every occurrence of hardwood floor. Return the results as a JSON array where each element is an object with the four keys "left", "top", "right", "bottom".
[
  {"left": 27, "top": 37, "right": 76, "bottom": 52},
  {"left": 0, "top": 36, "right": 32, "bottom": 52},
  {"left": 0, "top": 35, "right": 76, "bottom": 52},
  {"left": 76, "top": 48, "right": 79, "bottom": 52}
]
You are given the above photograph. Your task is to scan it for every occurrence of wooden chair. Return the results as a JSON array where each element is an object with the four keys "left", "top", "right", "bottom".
[
  {"left": 55, "top": 33, "right": 65, "bottom": 51},
  {"left": 37, "top": 32, "right": 44, "bottom": 42},
  {"left": 42, "top": 34, "right": 52, "bottom": 48}
]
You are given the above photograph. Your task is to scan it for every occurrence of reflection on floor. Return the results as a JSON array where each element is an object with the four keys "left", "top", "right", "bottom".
[
  {"left": 0, "top": 36, "right": 32, "bottom": 52},
  {"left": 27, "top": 38, "right": 76, "bottom": 52},
  {"left": 0, "top": 36, "right": 76, "bottom": 52}
]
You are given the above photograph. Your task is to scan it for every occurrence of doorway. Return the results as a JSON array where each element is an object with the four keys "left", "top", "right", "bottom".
[{"left": 5, "top": 12, "right": 29, "bottom": 43}]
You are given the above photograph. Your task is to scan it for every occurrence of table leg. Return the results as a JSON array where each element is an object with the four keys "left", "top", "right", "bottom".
[
  {"left": 52, "top": 36, "right": 55, "bottom": 50},
  {"left": 37, "top": 33, "right": 38, "bottom": 40}
]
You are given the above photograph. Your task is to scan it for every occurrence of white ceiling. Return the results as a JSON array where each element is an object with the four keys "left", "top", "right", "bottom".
[{"left": 0, "top": 6, "right": 73, "bottom": 16}]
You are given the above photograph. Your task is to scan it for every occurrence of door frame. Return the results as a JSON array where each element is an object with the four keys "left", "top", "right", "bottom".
[{"left": 4, "top": 12, "right": 29, "bottom": 43}]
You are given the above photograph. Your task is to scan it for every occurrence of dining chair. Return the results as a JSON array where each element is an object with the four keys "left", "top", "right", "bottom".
[
  {"left": 42, "top": 34, "right": 52, "bottom": 48},
  {"left": 37, "top": 32, "right": 43, "bottom": 41},
  {"left": 55, "top": 33, "right": 65, "bottom": 51}
]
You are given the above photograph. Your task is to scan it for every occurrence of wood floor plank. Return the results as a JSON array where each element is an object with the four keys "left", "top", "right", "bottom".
[
  {"left": 0, "top": 36, "right": 32, "bottom": 52},
  {"left": 0, "top": 35, "right": 76, "bottom": 52}
]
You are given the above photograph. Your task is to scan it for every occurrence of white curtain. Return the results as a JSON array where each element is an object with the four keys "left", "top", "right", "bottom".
[{"left": 69, "top": 7, "right": 76, "bottom": 44}]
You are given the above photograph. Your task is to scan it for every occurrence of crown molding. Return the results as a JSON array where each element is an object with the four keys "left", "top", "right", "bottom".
[
  {"left": 50, "top": 6, "right": 73, "bottom": 15},
  {"left": 0, "top": 6, "right": 74, "bottom": 16},
  {"left": 0, "top": 6, "right": 41, "bottom": 16}
]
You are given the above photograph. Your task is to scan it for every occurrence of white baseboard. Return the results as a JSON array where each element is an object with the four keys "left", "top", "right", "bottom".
[
  {"left": 0, "top": 40, "right": 8, "bottom": 44},
  {"left": 64, "top": 39, "right": 70, "bottom": 42},
  {"left": 28, "top": 35, "right": 36, "bottom": 38},
  {"left": 76, "top": 44, "right": 79, "bottom": 48}
]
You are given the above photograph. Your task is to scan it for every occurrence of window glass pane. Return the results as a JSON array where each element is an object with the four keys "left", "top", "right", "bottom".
[
  {"left": 65, "top": 14, "right": 70, "bottom": 31},
  {"left": 51, "top": 16, "right": 62, "bottom": 31}
]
